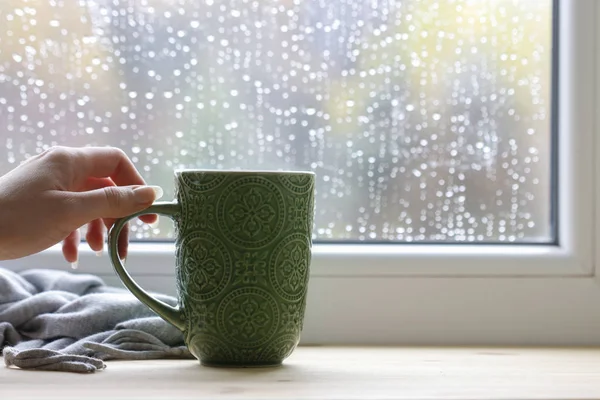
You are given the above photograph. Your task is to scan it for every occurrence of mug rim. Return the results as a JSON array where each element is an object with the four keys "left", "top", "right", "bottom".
[{"left": 174, "top": 168, "right": 315, "bottom": 176}]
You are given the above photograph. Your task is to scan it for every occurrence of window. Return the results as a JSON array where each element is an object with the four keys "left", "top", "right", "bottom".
[
  {"left": 0, "top": 0, "right": 554, "bottom": 244},
  {"left": 2, "top": 0, "right": 598, "bottom": 345}
]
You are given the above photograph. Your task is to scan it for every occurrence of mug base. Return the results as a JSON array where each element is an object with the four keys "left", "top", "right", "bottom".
[{"left": 200, "top": 360, "right": 283, "bottom": 368}]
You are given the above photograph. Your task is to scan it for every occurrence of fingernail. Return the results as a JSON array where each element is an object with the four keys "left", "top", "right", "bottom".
[
  {"left": 150, "top": 217, "right": 160, "bottom": 229},
  {"left": 133, "top": 185, "right": 164, "bottom": 204},
  {"left": 71, "top": 260, "right": 79, "bottom": 269},
  {"left": 95, "top": 250, "right": 103, "bottom": 257}
]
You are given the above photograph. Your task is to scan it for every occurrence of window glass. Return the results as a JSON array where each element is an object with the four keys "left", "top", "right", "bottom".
[{"left": 0, "top": 0, "right": 553, "bottom": 243}]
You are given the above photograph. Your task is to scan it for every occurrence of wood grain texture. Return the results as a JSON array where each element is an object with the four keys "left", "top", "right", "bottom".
[{"left": 3, "top": 346, "right": 600, "bottom": 399}]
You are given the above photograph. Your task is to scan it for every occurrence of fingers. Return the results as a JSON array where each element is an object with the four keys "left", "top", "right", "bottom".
[
  {"left": 68, "top": 185, "right": 161, "bottom": 260},
  {"left": 62, "top": 229, "right": 81, "bottom": 267},
  {"left": 75, "top": 176, "right": 160, "bottom": 261},
  {"left": 85, "top": 218, "right": 105, "bottom": 254},
  {"left": 71, "top": 185, "right": 162, "bottom": 220},
  {"left": 50, "top": 148, "right": 162, "bottom": 223},
  {"left": 73, "top": 219, "right": 128, "bottom": 261},
  {"left": 70, "top": 147, "right": 147, "bottom": 189},
  {"left": 50, "top": 146, "right": 162, "bottom": 264},
  {"left": 83, "top": 177, "right": 158, "bottom": 226}
]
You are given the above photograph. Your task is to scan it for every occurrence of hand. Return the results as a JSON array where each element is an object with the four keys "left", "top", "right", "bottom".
[{"left": 0, "top": 146, "right": 162, "bottom": 264}]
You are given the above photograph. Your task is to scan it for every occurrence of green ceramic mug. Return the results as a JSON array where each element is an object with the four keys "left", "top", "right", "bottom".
[{"left": 108, "top": 169, "right": 315, "bottom": 367}]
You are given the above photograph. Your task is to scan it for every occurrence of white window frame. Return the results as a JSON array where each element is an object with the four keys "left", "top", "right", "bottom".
[{"left": 3, "top": 0, "right": 598, "bottom": 345}]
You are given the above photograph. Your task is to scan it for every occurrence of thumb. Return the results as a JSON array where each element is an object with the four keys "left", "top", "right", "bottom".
[{"left": 74, "top": 185, "right": 164, "bottom": 219}]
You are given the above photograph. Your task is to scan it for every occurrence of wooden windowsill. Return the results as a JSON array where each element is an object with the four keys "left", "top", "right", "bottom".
[{"left": 3, "top": 346, "right": 600, "bottom": 399}]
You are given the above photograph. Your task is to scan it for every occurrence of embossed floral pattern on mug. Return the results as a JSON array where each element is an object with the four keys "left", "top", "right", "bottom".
[
  {"left": 217, "top": 177, "right": 286, "bottom": 249},
  {"left": 179, "top": 232, "right": 234, "bottom": 301},
  {"left": 228, "top": 298, "right": 271, "bottom": 339},
  {"left": 278, "top": 174, "right": 314, "bottom": 194},
  {"left": 281, "top": 303, "right": 303, "bottom": 334},
  {"left": 185, "top": 194, "right": 216, "bottom": 231},
  {"left": 233, "top": 250, "right": 268, "bottom": 285},
  {"left": 176, "top": 172, "right": 313, "bottom": 365},
  {"left": 288, "top": 196, "right": 310, "bottom": 231},
  {"left": 269, "top": 233, "right": 310, "bottom": 302},
  {"left": 217, "top": 287, "right": 280, "bottom": 348}
]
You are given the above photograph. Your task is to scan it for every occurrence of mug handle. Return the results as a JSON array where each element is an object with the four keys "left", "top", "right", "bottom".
[{"left": 108, "top": 201, "right": 185, "bottom": 331}]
